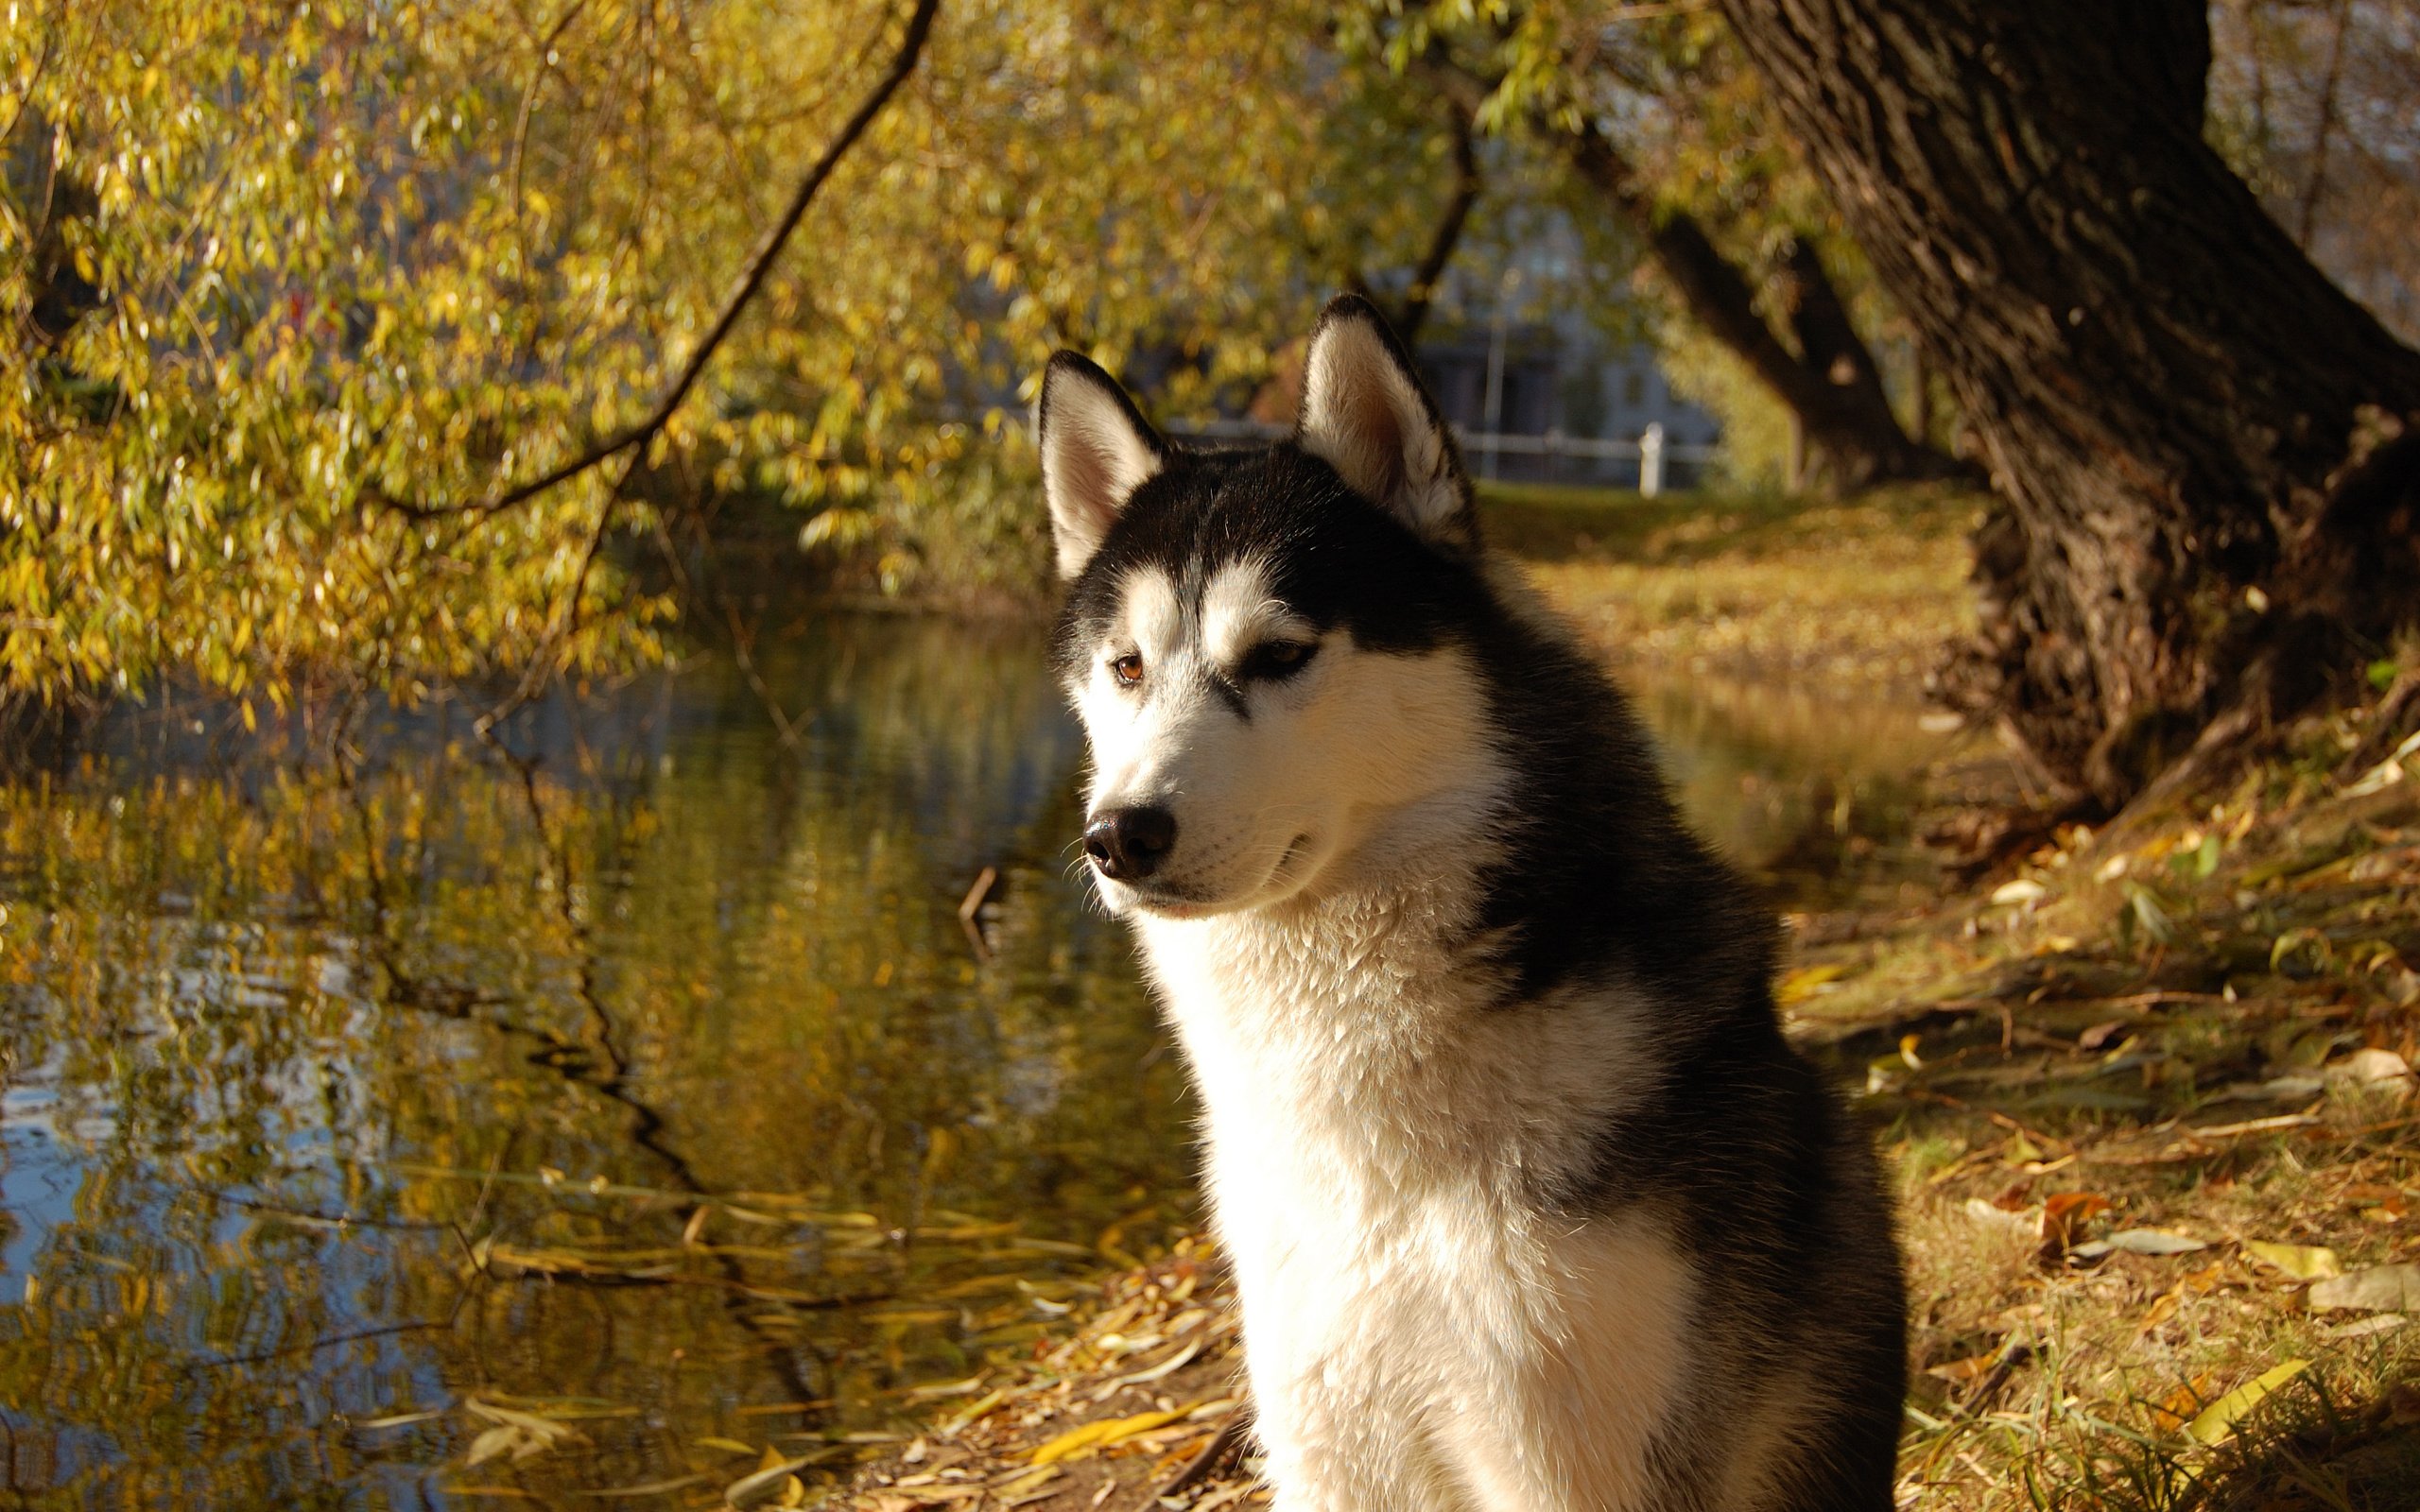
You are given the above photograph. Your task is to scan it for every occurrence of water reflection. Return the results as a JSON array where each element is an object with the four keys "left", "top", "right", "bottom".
[
  {"left": 0, "top": 615, "right": 1187, "bottom": 1507},
  {"left": 0, "top": 615, "right": 1945, "bottom": 1506}
]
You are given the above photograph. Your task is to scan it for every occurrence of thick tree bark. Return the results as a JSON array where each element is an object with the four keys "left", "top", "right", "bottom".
[
  {"left": 1718, "top": 0, "right": 2420, "bottom": 808},
  {"left": 1561, "top": 123, "right": 1953, "bottom": 492}
]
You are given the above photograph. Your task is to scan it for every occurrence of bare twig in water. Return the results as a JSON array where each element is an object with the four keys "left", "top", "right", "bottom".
[{"left": 959, "top": 866, "right": 998, "bottom": 961}]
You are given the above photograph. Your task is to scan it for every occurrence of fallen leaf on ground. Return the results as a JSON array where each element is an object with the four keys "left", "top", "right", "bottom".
[
  {"left": 2185, "top": 1359, "right": 2309, "bottom": 1445},
  {"left": 993, "top": 1465, "right": 1062, "bottom": 1497},
  {"left": 2343, "top": 1183, "right": 2412, "bottom": 1218},
  {"left": 2327, "top": 1048, "right": 2414, "bottom": 1107},
  {"left": 2151, "top": 1373, "right": 2219, "bottom": 1432},
  {"left": 1777, "top": 962, "right": 1849, "bottom": 1005},
  {"left": 2241, "top": 1240, "right": 2342, "bottom": 1280},
  {"left": 2323, "top": 1313, "right": 2409, "bottom": 1339},
  {"left": 2070, "top": 1228, "right": 2207, "bottom": 1258},
  {"left": 2076, "top": 1019, "right": 2128, "bottom": 1050},
  {"left": 2309, "top": 1263, "right": 2420, "bottom": 1313},
  {"left": 1925, "top": 1349, "right": 2002, "bottom": 1383},
  {"left": 1028, "top": 1406, "right": 1190, "bottom": 1466},
  {"left": 2040, "top": 1192, "right": 2113, "bottom": 1257},
  {"left": 725, "top": 1454, "right": 819, "bottom": 1508},
  {"left": 2137, "top": 1293, "right": 2180, "bottom": 1334}
]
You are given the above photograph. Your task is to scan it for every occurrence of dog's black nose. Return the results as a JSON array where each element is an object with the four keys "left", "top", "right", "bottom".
[{"left": 1083, "top": 806, "right": 1178, "bottom": 882}]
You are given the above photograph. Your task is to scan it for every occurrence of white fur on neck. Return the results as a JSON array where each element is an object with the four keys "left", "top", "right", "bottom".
[{"left": 1132, "top": 783, "right": 1687, "bottom": 1511}]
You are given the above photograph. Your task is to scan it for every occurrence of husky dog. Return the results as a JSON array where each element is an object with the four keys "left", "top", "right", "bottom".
[{"left": 1036, "top": 296, "right": 1905, "bottom": 1512}]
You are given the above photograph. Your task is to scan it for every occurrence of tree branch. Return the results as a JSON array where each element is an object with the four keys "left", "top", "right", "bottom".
[
  {"left": 1393, "top": 94, "right": 1483, "bottom": 343},
  {"left": 1774, "top": 236, "right": 1905, "bottom": 428},
  {"left": 387, "top": 0, "right": 941, "bottom": 522}
]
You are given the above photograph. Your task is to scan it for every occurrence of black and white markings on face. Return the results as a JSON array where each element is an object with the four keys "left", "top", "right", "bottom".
[
  {"left": 1086, "top": 558, "right": 1323, "bottom": 715},
  {"left": 1045, "top": 442, "right": 1509, "bottom": 918},
  {"left": 1048, "top": 442, "right": 1482, "bottom": 695}
]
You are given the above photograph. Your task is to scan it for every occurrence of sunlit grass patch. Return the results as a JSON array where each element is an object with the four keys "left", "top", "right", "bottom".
[{"left": 1484, "top": 480, "right": 1985, "bottom": 687}]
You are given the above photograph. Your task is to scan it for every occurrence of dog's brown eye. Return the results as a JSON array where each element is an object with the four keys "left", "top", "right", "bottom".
[
  {"left": 1242, "top": 640, "right": 1317, "bottom": 681},
  {"left": 1111, "top": 653, "right": 1145, "bottom": 687}
]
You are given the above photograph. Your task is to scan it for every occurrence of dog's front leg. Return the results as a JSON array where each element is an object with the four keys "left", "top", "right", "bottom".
[{"left": 1246, "top": 1358, "right": 1471, "bottom": 1512}]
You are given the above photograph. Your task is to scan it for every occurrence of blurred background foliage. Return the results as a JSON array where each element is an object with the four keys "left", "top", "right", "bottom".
[{"left": 3, "top": 0, "right": 2413, "bottom": 718}]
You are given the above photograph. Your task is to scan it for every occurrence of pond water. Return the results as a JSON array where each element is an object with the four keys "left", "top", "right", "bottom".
[{"left": 0, "top": 612, "right": 1944, "bottom": 1508}]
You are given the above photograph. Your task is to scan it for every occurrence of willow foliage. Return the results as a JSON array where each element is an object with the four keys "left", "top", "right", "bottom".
[{"left": 1, "top": 0, "right": 1470, "bottom": 711}]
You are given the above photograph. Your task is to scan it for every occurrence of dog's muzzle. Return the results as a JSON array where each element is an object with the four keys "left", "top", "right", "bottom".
[{"left": 1083, "top": 805, "right": 1177, "bottom": 882}]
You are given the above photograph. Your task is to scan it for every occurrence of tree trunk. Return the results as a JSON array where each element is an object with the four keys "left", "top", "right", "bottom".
[
  {"left": 1563, "top": 123, "right": 1953, "bottom": 492},
  {"left": 1718, "top": 0, "right": 2420, "bottom": 808}
]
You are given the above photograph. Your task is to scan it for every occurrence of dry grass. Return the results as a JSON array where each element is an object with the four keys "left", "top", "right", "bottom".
[
  {"left": 1786, "top": 704, "right": 2420, "bottom": 1512},
  {"left": 1480, "top": 479, "right": 1982, "bottom": 687},
  {"left": 832, "top": 1239, "right": 1257, "bottom": 1510}
]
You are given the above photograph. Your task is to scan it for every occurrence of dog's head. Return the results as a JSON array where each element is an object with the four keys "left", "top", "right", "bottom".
[{"left": 1041, "top": 296, "right": 1504, "bottom": 919}]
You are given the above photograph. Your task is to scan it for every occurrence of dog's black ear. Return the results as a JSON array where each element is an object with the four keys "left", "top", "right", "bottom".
[
  {"left": 1296, "top": 295, "right": 1475, "bottom": 550},
  {"left": 1037, "top": 352, "right": 1166, "bottom": 580}
]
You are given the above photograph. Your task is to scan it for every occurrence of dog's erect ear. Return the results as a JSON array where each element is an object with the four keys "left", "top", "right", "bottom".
[
  {"left": 1038, "top": 352, "right": 1166, "bottom": 581},
  {"left": 1296, "top": 294, "right": 1475, "bottom": 549}
]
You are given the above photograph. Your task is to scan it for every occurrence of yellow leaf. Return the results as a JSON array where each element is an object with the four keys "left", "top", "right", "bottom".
[
  {"left": 2241, "top": 1241, "right": 2341, "bottom": 1280},
  {"left": 994, "top": 1466, "right": 1062, "bottom": 1497},
  {"left": 939, "top": 1387, "right": 1006, "bottom": 1436},
  {"left": 1029, "top": 1406, "right": 1190, "bottom": 1466},
  {"left": 2136, "top": 1292, "right": 2180, "bottom": 1336},
  {"left": 695, "top": 1437, "right": 758, "bottom": 1455},
  {"left": 1776, "top": 963, "right": 1847, "bottom": 1006},
  {"left": 2185, "top": 1359, "right": 2308, "bottom": 1445},
  {"left": 465, "top": 1425, "right": 519, "bottom": 1466}
]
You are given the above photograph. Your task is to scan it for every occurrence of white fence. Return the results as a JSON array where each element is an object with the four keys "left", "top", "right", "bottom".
[{"left": 1162, "top": 419, "right": 1715, "bottom": 497}]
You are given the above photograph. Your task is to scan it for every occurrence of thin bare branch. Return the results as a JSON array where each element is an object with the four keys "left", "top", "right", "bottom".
[
  {"left": 386, "top": 0, "right": 942, "bottom": 522},
  {"left": 1394, "top": 94, "right": 1483, "bottom": 342}
]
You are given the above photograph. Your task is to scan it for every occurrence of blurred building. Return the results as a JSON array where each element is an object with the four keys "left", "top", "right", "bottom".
[{"left": 1413, "top": 306, "right": 1721, "bottom": 490}]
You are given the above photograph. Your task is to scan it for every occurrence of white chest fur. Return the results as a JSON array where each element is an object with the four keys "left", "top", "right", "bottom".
[{"left": 1134, "top": 881, "right": 1694, "bottom": 1512}]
